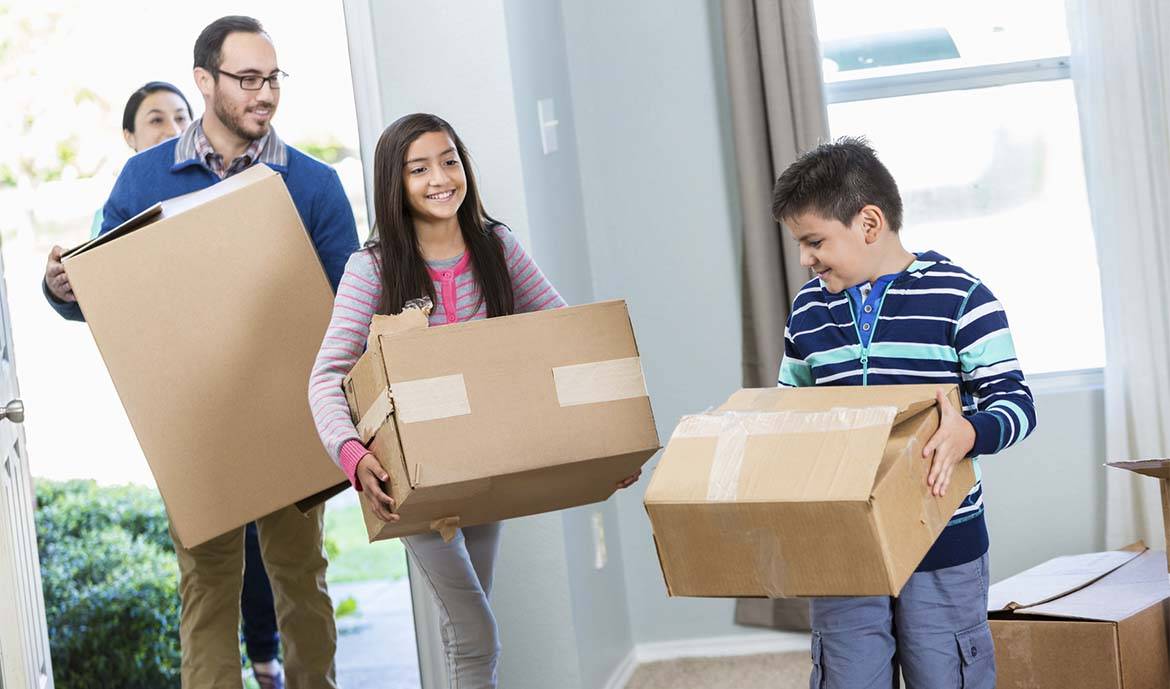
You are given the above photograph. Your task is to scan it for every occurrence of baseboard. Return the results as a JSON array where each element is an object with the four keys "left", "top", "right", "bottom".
[
  {"left": 600, "top": 631, "right": 811, "bottom": 689},
  {"left": 600, "top": 647, "right": 639, "bottom": 689},
  {"left": 635, "top": 631, "right": 811, "bottom": 662}
]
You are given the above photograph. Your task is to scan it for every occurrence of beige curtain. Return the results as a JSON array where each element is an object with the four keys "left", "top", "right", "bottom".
[
  {"left": 1067, "top": 0, "right": 1170, "bottom": 550},
  {"left": 721, "top": 0, "right": 829, "bottom": 627},
  {"left": 722, "top": 0, "right": 829, "bottom": 388}
]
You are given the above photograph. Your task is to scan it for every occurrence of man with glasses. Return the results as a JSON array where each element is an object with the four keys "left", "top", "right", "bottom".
[{"left": 42, "top": 15, "right": 354, "bottom": 689}]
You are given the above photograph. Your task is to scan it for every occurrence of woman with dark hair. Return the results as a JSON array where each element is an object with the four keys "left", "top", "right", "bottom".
[
  {"left": 86, "top": 82, "right": 194, "bottom": 238},
  {"left": 308, "top": 113, "right": 640, "bottom": 688},
  {"left": 120, "top": 81, "right": 192, "bottom": 151}
]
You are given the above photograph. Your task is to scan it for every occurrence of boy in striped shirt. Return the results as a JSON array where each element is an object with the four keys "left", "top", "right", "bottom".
[{"left": 773, "top": 137, "right": 1035, "bottom": 689}]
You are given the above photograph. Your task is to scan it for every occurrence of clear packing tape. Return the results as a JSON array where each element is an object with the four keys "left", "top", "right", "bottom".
[{"left": 670, "top": 406, "right": 899, "bottom": 501}]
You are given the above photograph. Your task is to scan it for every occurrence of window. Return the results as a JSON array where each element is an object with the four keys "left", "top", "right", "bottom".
[{"left": 814, "top": 1, "right": 1104, "bottom": 375}]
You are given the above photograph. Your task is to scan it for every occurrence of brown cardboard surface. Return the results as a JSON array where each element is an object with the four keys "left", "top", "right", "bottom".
[
  {"left": 1117, "top": 600, "right": 1170, "bottom": 689},
  {"left": 991, "top": 618, "right": 1122, "bottom": 689},
  {"left": 346, "top": 300, "right": 660, "bottom": 540},
  {"left": 990, "top": 548, "right": 1170, "bottom": 689},
  {"left": 644, "top": 384, "right": 970, "bottom": 598},
  {"left": 1107, "top": 458, "right": 1170, "bottom": 480},
  {"left": 62, "top": 165, "right": 347, "bottom": 547}
]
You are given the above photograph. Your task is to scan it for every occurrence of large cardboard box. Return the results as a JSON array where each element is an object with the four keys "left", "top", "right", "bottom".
[
  {"left": 1107, "top": 459, "right": 1170, "bottom": 578},
  {"left": 62, "top": 165, "right": 347, "bottom": 548},
  {"left": 644, "top": 384, "right": 972, "bottom": 598},
  {"left": 988, "top": 546, "right": 1170, "bottom": 689},
  {"left": 344, "top": 300, "right": 661, "bottom": 541}
]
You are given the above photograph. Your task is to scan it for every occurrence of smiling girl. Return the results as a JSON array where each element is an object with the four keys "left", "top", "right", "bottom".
[{"left": 308, "top": 113, "right": 639, "bottom": 688}]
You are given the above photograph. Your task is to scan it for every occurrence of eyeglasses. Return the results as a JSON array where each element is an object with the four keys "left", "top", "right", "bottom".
[{"left": 216, "top": 69, "right": 288, "bottom": 91}]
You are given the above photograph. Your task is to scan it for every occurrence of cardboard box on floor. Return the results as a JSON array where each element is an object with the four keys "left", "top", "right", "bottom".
[
  {"left": 62, "top": 165, "right": 348, "bottom": 548},
  {"left": 644, "top": 384, "right": 972, "bottom": 598},
  {"left": 1107, "top": 459, "right": 1170, "bottom": 578},
  {"left": 989, "top": 545, "right": 1170, "bottom": 689},
  {"left": 343, "top": 300, "right": 661, "bottom": 542}
]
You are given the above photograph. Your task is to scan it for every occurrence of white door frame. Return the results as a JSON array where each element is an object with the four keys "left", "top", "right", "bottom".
[
  {"left": 340, "top": 2, "right": 447, "bottom": 686},
  {"left": 0, "top": 248, "right": 54, "bottom": 689}
]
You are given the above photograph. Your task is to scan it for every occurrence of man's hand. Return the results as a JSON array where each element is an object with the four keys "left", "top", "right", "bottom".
[
  {"left": 357, "top": 453, "right": 399, "bottom": 522},
  {"left": 45, "top": 246, "right": 76, "bottom": 303},
  {"left": 616, "top": 469, "right": 642, "bottom": 489},
  {"left": 923, "top": 388, "right": 975, "bottom": 498}
]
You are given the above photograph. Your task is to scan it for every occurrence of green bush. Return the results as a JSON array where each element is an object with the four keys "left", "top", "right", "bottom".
[
  {"left": 35, "top": 479, "right": 172, "bottom": 553},
  {"left": 35, "top": 479, "right": 181, "bottom": 689}
]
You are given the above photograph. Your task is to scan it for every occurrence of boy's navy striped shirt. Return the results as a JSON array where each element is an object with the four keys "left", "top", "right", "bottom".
[{"left": 778, "top": 251, "right": 1036, "bottom": 571}]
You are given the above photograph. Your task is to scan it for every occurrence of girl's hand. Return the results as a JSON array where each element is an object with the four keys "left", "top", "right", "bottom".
[
  {"left": 923, "top": 388, "right": 976, "bottom": 498},
  {"left": 357, "top": 453, "right": 399, "bottom": 522},
  {"left": 616, "top": 469, "right": 642, "bottom": 490}
]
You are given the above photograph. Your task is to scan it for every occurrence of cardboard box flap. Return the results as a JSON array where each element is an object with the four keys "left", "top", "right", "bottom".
[
  {"left": 644, "top": 384, "right": 952, "bottom": 504},
  {"left": 1020, "top": 550, "right": 1170, "bottom": 622},
  {"left": 342, "top": 303, "right": 432, "bottom": 445},
  {"left": 646, "top": 404, "right": 898, "bottom": 503},
  {"left": 369, "top": 306, "right": 430, "bottom": 348},
  {"left": 62, "top": 203, "right": 162, "bottom": 258},
  {"left": 720, "top": 384, "right": 949, "bottom": 420},
  {"left": 64, "top": 165, "right": 277, "bottom": 259},
  {"left": 1107, "top": 458, "right": 1170, "bottom": 480},
  {"left": 989, "top": 548, "right": 1144, "bottom": 613}
]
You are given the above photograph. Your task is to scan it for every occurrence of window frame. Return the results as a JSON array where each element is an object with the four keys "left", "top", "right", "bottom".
[
  {"left": 825, "top": 56, "right": 1071, "bottom": 104},
  {"left": 820, "top": 52, "right": 1103, "bottom": 383}
]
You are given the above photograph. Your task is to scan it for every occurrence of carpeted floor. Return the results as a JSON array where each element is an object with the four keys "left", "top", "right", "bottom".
[{"left": 624, "top": 652, "right": 812, "bottom": 689}]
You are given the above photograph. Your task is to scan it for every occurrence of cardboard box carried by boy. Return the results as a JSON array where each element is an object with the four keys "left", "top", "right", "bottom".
[{"left": 644, "top": 384, "right": 972, "bottom": 598}]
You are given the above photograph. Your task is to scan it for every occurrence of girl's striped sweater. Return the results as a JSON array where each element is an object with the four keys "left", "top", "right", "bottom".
[{"left": 308, "top": 225, "right": 566, "bottom": 489}]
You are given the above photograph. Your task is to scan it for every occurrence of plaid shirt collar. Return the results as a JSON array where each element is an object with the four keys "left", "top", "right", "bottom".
[{"left": 173, "top": 117, "right": 288, "bottom": 176}]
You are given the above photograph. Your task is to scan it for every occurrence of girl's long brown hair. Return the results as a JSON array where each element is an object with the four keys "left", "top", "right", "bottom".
[{"left": 369, "top": 113, "right": 514, "bottom": 317}]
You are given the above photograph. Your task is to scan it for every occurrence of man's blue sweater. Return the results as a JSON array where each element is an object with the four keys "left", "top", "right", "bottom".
[{"left": 45, "top": 126, "right": 358, "bottom": 320}]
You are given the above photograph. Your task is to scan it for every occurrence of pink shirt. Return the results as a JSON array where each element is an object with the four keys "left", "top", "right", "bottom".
[{"left": 308, "top": 225, "right": 566, "bottom": 488}]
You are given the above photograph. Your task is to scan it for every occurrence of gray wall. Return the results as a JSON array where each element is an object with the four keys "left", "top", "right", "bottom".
[
  {"left": 365, "top": 3, "right": 594, "bottom": 688},
  {"left": 982, "top": 381, "right": 1107, "bottom": 578},
  {"left": 559, "top": 0, "right": 748, "bottom": 645},
  {"left": 368, "top": 0, "right": 532, "bottom": 247},
  {"left": 500, "top": 2, "right": 637, "bottom": 688}
]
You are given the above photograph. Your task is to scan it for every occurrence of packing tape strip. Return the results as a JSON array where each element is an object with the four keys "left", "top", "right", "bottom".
[
  {"left": 553, "top": 356, "right": 648, "bottom": 407},
  {"left": 356, "top": 390, "right": 394, "bottom": 444},
  {"left": 392, "top": 374, "right": 472, "bottom": 424},
  {"left": 671, "top": 407, "right": 899, "bottom": 502}
]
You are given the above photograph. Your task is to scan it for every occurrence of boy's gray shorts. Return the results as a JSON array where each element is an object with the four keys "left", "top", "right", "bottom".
[{"left": 808, "top": 552, "right": 994, "bottom": 689}]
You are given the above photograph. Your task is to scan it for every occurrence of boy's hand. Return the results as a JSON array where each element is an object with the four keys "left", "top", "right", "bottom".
[
  {"left": 357, "top": 453, "right": 399, "bottom": 522},
  {"left": 922, "top": 388, "right": 975, "bottom": 498}
]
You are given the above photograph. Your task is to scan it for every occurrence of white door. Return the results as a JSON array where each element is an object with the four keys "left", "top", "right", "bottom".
[{"left": 0, "top": 246, "right": 53, "bottom": 689}]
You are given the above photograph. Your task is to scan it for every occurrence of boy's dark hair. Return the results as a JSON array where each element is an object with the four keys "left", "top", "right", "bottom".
[
  {"left": 771, "top": 136, "right": 903, "bottom": 232},
  {"left": 193, "top": 16, "right": 267, "bottom": 73}
]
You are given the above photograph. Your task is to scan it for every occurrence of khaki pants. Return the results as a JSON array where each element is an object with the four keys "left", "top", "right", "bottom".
[{"left": 170, "top": 504, "right": 337, "bottom": 689}]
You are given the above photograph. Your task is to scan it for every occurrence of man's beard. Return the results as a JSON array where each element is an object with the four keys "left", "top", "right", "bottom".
[{"left": 213, "top": 90, "right": 273, "bottom": 142}]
